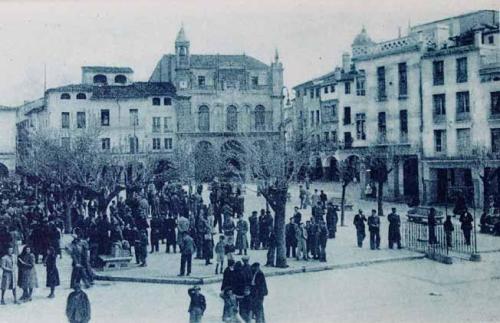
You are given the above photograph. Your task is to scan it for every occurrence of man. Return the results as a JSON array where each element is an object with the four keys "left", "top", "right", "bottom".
[
  {"left": 149, "top": 215, "right": 161, "bottom": 253},
  {"left": 309, "top": 218, "right": 319, "bottom": 259},
  {"left": 387, "top": 208, "right": 402, "bottom": 249},
  {"left": 66, "top": 283, "right": 91, "bottom": 323},
  {"left": 249, "top": 211, "right": 259, "bottom": 250},
  {"left": 367, "top": 209, "right": 381, "bottom": 250},
  {"left": 459, "top": 209, "right": 474, "bottom": 245},
  {"left": 293, "top": 207, "right": 302, "bottom": 225},
  {"left": 312, "top": 201, "right": 324, "bottom": 223},
  {"left": 179, "top": 233, "right": 195, "bottom": 276},
  {"left": 325, "top": 203, "right": 338, "bottom": 238},
  {"left": 285, "top": 218, "right": 297, "bottom": 258},
  {"left": 318, "top": 220, "right": 328, "bottom": 262},
  {"left": 250, "top": 263, "right": 268, "bottom": 323},
  {"left": 319, "top": 190, "right": 328, "bottom": 208},
  {"left": 221, "top": 259, "right": 237, "bottom": 292},
  {"left": 188, "top": 285, "right": 206, "bottom": 323},
  {"left": 296, "top": 222, "right": 308, "bottom": 261},
  {"left": 69, "top": 229, "right": 90, "bottom": 289},
  {"left": 299, "top": 185, "right": 306, "bottom": 209},
  {"left": 353, "top": 209, "right": 367, "bottom": 248},
  {"left": 311, "top": 189, "right": 320, "bottom": 208},
  {"left": 165, "top": 214, "right": 177, "bottom": 253}
]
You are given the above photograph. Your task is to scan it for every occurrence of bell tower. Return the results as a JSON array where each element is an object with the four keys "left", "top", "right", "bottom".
[{"left": 175, "top": 24, "right": 190, "bottom": 69}]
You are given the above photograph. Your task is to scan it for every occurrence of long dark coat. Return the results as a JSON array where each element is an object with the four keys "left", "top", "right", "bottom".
[{"left": 45, "top": 253, "right": 60, "bottom": 288}]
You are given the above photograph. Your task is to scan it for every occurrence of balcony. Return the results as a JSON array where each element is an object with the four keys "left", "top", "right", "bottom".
[
  {"left": 455, "top": 112, "right": 471, "bottom": 122},
  {"left": 433, "top": 114, "right": 446, "bottom": 124}
]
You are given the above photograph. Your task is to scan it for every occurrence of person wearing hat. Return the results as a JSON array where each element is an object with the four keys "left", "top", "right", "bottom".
[
  {"left": 367, "top": 209, "right": 381, "bottom": 250},
  {"left": 66, "top": 282, "right": 91, "bottom": 323},
  {"left": 353, "top": 209, "right": 367, "bottom": 248},
  {"left": 250, "top": 263, "right": 268, "bottom": 323},
  {"left": 387, "top": 207, "right": 402, "bottom": 249},
  {"left": 188, "top": 285, "right": 206, "bottom": 323},
  {"left": 325, "top": 203, "right": 338, "bottom": 239}
]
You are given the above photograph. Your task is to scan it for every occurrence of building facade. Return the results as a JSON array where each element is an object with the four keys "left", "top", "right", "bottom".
[
  {"left": 0, "top": 106, "right": 18, "bottom": 176},
  {"left": 293, "top": 9, "right": 499, "bottom": 206},
  {"left": 149, "top": 26, "right": 284, "bottom": 180}
]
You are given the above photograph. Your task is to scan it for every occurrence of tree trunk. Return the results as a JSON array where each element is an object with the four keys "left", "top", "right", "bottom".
[
  {"left": 377, "top": 181, "right": 384, "bottom": 216},
  {"left": 273, "top": 200, "right": 288, "bottom": 268},
  {"left": 65, "top": 198, "right": 72, "bottom": 234},
  {"left": 340, "top": 183, "right": 347, "bottom": 226}
]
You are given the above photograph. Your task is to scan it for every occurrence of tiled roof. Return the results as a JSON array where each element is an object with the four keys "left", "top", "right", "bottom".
[
  {"left": 81, "top": 66, "right": 134, "bottom": 74},
  {"left": 46, "top": 82, "right": 176, "bottom": 100},
  {"left": 0, "top": 105, "right": 17, "bottom": 111},
  {"left": 293, "top": 69, "right": 358, "bottom": 89},
  {"left": 190, "top": 54, "right": 269, "bottom": 69}
]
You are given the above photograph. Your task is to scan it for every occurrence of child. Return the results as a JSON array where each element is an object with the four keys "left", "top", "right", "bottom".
[
  {"left": 224, "top": 236, "right": 236, "bottom": 263},
  {"left": 220, "top": 288, "right": 240, "bottom": 323},
  {"left": 215, "top": 235, "right": 226, "bottom": 275},
  {"left": 188, "top": 285, "right": 206, "bottom": 323}
]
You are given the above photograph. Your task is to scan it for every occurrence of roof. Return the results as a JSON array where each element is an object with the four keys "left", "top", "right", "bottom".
[
  {"left": 46, "top": 82, "right": 177, "bottom": 100},
  {"left": 176, "top": 26, "right": 189, "bottom": 43},
  {"left": 0, "top": 105, "right": 17, "bottom": 111},
  {"left": 189, "top": 54, "right": 269, "bottom": 69},
  {"left": 81, "top": 66, "right": 134, "bottom": 74},
  {"left": 352, "top": 26, "right": 374, "bottom": 47},
  {"left": 412, "top": 10, "right": 498, "bottom": 30},
  {"left": 293, "top": 69, "right": 358, "bottom": 90}
]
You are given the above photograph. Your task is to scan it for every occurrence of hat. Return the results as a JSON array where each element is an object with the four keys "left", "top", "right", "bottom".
[
  {"left": 242, "top": 255, "right": 250, "bottom": 262},
  {"left": 192, "top": 285, "right": 201, "bottom": 291}
]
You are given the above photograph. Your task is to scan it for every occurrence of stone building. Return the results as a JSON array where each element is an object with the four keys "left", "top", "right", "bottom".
[
  {"left": 0, "top": 105, "right": 18, "bottom": 177},
  {"left": 293, "top": 9, "right": 499, "bottom": 206},
  {"left": 149, "top": 26, "right": 284, "bottom": 180}
]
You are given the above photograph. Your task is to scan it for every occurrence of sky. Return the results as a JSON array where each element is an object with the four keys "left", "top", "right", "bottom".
[{"left": 0, "top": 0, "right": 498, "bottom": 106}]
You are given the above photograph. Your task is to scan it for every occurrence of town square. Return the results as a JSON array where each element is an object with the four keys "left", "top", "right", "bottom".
[{"left": 0, "top": 1, "right": 499, "bottom": 322}]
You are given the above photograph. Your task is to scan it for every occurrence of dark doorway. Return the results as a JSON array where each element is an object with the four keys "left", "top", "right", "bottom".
[
  {"left": 436, "top": 169, "right": 448, "bottom": 203},
  {"left": 403, "top": 157, "right": 419, "bottom": 198}
]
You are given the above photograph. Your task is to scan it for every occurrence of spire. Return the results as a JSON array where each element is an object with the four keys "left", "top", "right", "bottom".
[
  {"left": 176, "top": 23, "right": 189, "bottom": 43},
  {"left": 274, "top": 48, "right": 279, "bottom": 63}
]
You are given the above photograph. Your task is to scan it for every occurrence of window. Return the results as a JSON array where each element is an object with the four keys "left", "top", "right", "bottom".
[
  {"left": 129, "top": 109, "right": 139, "bottom": 126},
  {"left": 433, "top": 60, "right": 444, "bottom": 86},
  {"left": 226, "top": 105, "right": 238, "bottom": 131},
  {"left": 488, "top": 35, "right": 494, "bottom": 44},
  {"left": 356, "top": 76, "right": 365, "bottom": 96},
  {"left": 255, "top": 105, "right": 266, "bottom": 131},
  {"left": 315, "top": 88, "right": 320, "bottom": 98},
  {"left": 152, "top": 117, "right": 161, "bottom": 133},
  {"left": 76, "top": 93, "right": 86, "bottom": 100},
  {"left": 77, "top": 112, "right": 86, "bottom": 129},
  {"left": 456, "top": 91, "right": 470, "bottom": 114},
  {"left": 101, "top": 109, "right": 110, "bottom": 126},
  {"left": 491, "top": 92, "right": 500, "bottom": 115},
  {"left": 61, "top": 112, "right": 70, "bottom": 129},
  {"left": 324, "top": 132, "right": 330, "bottom": 142},
  {"left": 433, "top": 94, "right": 446, "bottom": 116},
  {"left": 377, "top": 66, "right": 386, "bottom": 100},
  {"left": 198, "top": 105, "right": 210, "bottom": 132},
  {"left": 60, "top": 93, "right": 71, "bottom": 100},
  {"left": 310, "top": 111, "right": 315, "bottom": 126},
  {"left": 101, "top": 138, "right": 110, "bottom": 151},
  {"left": 129, "top": 136, "right": 139, "bottom": 154},
  {"left": 331, "top": 131, "right": 337, "bottom": 143},
  {"left": 93, "top": 74, "right": 107, "bottom": 84},
  {"left": 330, "top": 84, "right": 335, "bottom": 92},
  {"left": 344, "top": 82, "right": 351, "bottom": 94},
  {"left": 164, "top": 117, "right": 172, "bottom": 132},
  {"left": 400, "top": 110, "right": 408, "bottom": 134},
  {"left": 310, "top": 89, "right": 314, "bottom": 99},
  {"left": 378, "top": 112, "right": 386, "bottom": 139},
  {"left": 324, "top": 86, "right": 329, "bottom": 94},
  {"left": 398, "top": 62, "right": 407, "bottom": 97},
  {"left": 251, "top": 76, "right": 259, "bottom": 87},
  {"left": 152, "top": 97, "right": 161, "bottom": 106},
  {"left": 492, "top": 129, "right": 500, "bottom": 153},
  {"left": 198, "top": 76, "right": 206, "bottom": 87},
  {"left": 344, "top": 132, "right": 353, "bottom": 148},
  {"left": 456, "top": 128, "right": 471, "bottom": 153},
  {"left": 316, "top": 110, "right": 320, "bottom": 125},
  {"left": 61, "top": 137, "right": 70, "bottom": 148},
  {"left": 164, "top": 138, "right": 173, "bottom": 150},
  {"left": 164, "top": 97, "right": 172, "bottom": 106},
  {"left": 322, "top": 105, "right": 336, "bottom": 123},
  {"left": 295, "top": 90, "right": 301, "bottom": 98},
  {"left": 456, "top": 57, "right": 468, "bottom": 83},
  {"left": 114, "top": 75, "right": 127, "bottom": 84},
  {"left": 355, "top": 113, "right": 366, "bottom": 140},
  {"left": 434, "top": 130, "right": 446, "bottom": 152},
  {"left": 152, "top": 138, "right": 161, "bottom": 151},
  {"left": 343, "top": 106, "right": 351, "bottom": 125}
]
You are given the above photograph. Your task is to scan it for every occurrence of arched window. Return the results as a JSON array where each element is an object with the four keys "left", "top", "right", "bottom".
[
  {"left": 152, "top": 97, "right": 161, "bottom": 106},
  {"left": 226, "top": 105, "right": 238, "bottom": 131},
  {"left": 255, "top": 105, "right": 265, "bottom": 131},
  {"left": 114, "top": 75, "right": 127, "bottom": 84},
  {"left": 76, "top": 93, "right": 86, "bottom": 100},
  {"left": 198, "top": 105, "right": 210, "bottom": 132},
  {"left": 60, "top": 93, "right": 71, "bottom": 100},
  {"left": 93, "top": 74, "right": 107, "bottom": 84}
]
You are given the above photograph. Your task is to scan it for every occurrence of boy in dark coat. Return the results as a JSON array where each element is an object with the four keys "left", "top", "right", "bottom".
[{"left": 188, "top": 285, "right": 206, "bottom": 323}]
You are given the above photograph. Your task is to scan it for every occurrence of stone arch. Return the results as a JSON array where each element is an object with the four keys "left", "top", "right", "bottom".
[
  {"left": 114, "top": 74, "right": 127, "bottom": 84},
  {"left": 325, "top": 156, "right": 339, "bottom": 181},
  {"left": 346, "top": 155, "right": 361, "bottom": 182},
  {"left": 0, "top": 163, "right": 8, "bottom": 179},
  {"left": 226, "top": 105, "right": 238, "bottom": 131},
  {"left": 194, "top": 141, "right": 217, "bottom": 182},
  {"left": 312, "top": 156, "right": 323, "bottom": 180},
  {"left": 93, "top": 74, "right": 107, "bottom": 84}
]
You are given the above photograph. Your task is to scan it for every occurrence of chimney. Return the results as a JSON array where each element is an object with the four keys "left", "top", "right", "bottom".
[
  {"left": 342, "top": 52, "right": 351, "bottom": 72},
  {"left": 334, "top": 67, "right": 342, "bottom": 80}
]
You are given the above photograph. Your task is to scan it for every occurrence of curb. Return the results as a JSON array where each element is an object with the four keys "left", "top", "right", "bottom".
[{"left": 94, "top": 254, "right": 425, "bottom": 285}]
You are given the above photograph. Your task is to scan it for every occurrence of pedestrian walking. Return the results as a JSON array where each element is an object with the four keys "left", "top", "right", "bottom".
[
  {"left": 296, "top": 222, "right": 308, "bottom": 261},
  {"left": 188, "top": 285, "right": 206, "bottom": 323},
  {"left": 17, "top": 245, "right": 38, "bottom": 302},
  {"left": 459, "top": 209, "right": 473, "bottom": 246},
  {"left": 215, "top": 235, "right": 226, "bottom": 275},
  {"left": 248, "top": 211, "right": 259, "bottom": 250},
  {"left": 45, "top": 246, "right": 60, "bottom": 298},
  {"left": 235, "top": 215, "right": 249, "bottom": 256},
  {"left": 179, "top": 234, "right": 195, "bottom": 276},
  {"left": 368, "top": 209, "right": 381, "bottom": 250},
  {"left": 443, "top": 215, "right": 454, "bottom": 248},
  {"left": 428, "top": 208, "right": 438, "bottom": 245},
  {"left": 250, "top": 263, "right": 268, "bottom": 323},
  {"left": 1, "top": 247, "right": 18, "bottom": 304},
  {"left": 285, "top": 218, "right": 297, "bottom": 258},
  {"left": 353, "top": 209, "right": 367, "bottom": 248},
  {"left": 387, "top": 208, "right": 402, "bottom": 249}
]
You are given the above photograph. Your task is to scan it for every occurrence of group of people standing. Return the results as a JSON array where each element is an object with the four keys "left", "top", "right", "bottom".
[{"left": 353, "top": 207, "right": 402, "bottom": 250}]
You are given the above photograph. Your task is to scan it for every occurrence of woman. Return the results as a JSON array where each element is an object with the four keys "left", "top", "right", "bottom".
[
  {"left": 235, "top": 215, "right": 249, "bottom": 256},
  {"left": 17, "top": 245, "right": 38, "bottom": 301},
  {"left": 45, "top": 246, "right": 60, "bottom": 298}
]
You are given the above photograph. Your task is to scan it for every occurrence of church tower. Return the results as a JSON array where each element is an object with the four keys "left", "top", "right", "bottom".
[{"left": 175, "top": 24, "right": 190, "bottom": 69}]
